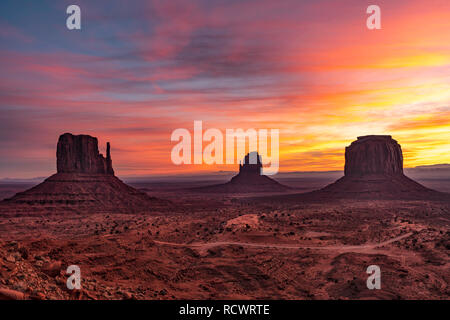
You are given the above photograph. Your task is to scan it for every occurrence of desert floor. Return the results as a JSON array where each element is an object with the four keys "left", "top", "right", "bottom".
[{"left": 0, "top": 179, "right": 449, "bottom": 300}]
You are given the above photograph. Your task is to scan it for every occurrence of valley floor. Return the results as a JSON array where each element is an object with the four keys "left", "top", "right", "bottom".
[{"left": 0, "top": 194, "right": 449, "bottom": 300}]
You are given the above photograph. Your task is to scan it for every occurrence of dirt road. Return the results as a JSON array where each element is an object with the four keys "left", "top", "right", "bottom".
[{"left": 154, "top": 232, "right": 413, "bottom": 254}]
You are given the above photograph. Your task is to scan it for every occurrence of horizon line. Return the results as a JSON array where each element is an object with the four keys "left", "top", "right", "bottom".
[{"left": 1, "top": 163, "right": 449, "bottom": 181}]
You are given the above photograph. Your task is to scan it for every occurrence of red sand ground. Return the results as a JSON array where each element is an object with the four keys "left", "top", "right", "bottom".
[{"left": 0, "top": 181, "right": 449, "bottom": 300}]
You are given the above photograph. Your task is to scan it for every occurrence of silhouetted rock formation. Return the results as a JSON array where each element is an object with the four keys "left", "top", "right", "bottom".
[
  {"left": 344, "top": 135, "right": 403, "bottom": 176},
  {"left": 238, "top": 152, "right": 262, "bottom": 175},
  {"left": 259, "top": 135, "right": 449, "bottom": 202},
  {"left": 312, "top": 135, "right": 445, "bottom": 200},
  {"left": 57, "top": 133, "right": 114, "bottom": 175},
  {"left": 1, "top": 133, "right": 168, "bottom": 214},
  {"left": 193, "top": 152, "right": 290, "bottom": 193}
]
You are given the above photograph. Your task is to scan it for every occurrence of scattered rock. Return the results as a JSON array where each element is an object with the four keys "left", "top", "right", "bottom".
[
  {"left": 19, "top": 247, "right": 29, "bottom": 259},
  {"left": 123, "top": 291, "right": 134, "bottom": 300},
  {"left": 159, "top": 289, "right": 167, "bottom": 296},
  {"left": 0, "top": 288, "right": 26, "bottom": 300},
  {"left": 42, "top": 261, "right": 62, "bottom": 277},
  {"left": 30, "top": 292, "right": 46, "bottom": 300}
]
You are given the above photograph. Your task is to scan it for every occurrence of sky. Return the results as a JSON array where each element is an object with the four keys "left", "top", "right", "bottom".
[{"left": 1, "top": 0, "right": 449, "bottom": 178}]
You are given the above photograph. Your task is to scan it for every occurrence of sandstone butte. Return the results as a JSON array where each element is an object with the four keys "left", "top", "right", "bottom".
[
  {"left": 1, "top": 133, "right": 168, "bottom": 214},
  {"left": 193, "top": 151, "right": 290, "bottom": 193},
  {"left": 257, "top": 135, "right": 448, "bottom": 202},
  {"left": 307, "top": 135, "right": 445, "bottom": 200}
]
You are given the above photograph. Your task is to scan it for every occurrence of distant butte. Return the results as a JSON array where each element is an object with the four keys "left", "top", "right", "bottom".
[
  {"left": 263, "top": 135, "right": 449, "bottom": 201},
  {"left": 1, "top": 133, "right": 168, "bottom": 214},
  {"left": 317, "top": 135, "right": 439, "bottom": 199},
  {"left": 193, "top": 152, "right": 290, "bottom": 193},
  {"left": 344, "top": 135, "right": 403, "bottom": 176}
]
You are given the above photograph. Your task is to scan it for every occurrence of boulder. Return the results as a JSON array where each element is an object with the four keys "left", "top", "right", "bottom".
[
  {"left": 0, "top": 288, "right": 26, "bottom": 300},
  {"left": 42, "top": 261, "right": 62, "bottom": 277}
]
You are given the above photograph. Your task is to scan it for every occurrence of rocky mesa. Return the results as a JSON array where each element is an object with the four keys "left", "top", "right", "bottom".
[
  {"left": 193, "top": 152, "right": 290, "bottom": 193},
  {"left": 57, "top": 133, "right": 114, "bottom": 175},
  {"left": 316, "top": 135, "right": 446, "bottom": 199},
  {"left": 0, "top": 133, "right": 168, "bottom": 214}
]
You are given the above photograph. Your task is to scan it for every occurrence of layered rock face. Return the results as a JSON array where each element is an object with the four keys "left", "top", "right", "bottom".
[
  {"left": 344, "top": 135, "right": 403, "bottom": 176},
  {"left": 316, "top": 135, "right": 441, "bottom": 199},
  {"left": 1, "top": 133, "right": 168, "bottom": 214},
  {"left": 57, "top": 133, "right": 114, "bottom": 175},
  {"left": 263, "top": 135, "right": 447, "bottom": 202},
  {"left": 194, "top": 152, "right": 290, "bottom": 193}
]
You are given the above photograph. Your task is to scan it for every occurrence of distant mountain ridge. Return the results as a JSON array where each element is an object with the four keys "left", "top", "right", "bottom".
[
  {"left": 411, "top": 164, "right": 450, "bottom": 170},
  {"left": 2, "top": 164, "right": 450, "bottom": 184}
]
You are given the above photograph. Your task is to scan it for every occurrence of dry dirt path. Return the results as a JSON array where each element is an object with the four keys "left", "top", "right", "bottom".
[{"left": 154, "top": 232, "right": 413, "bottom": 254}]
